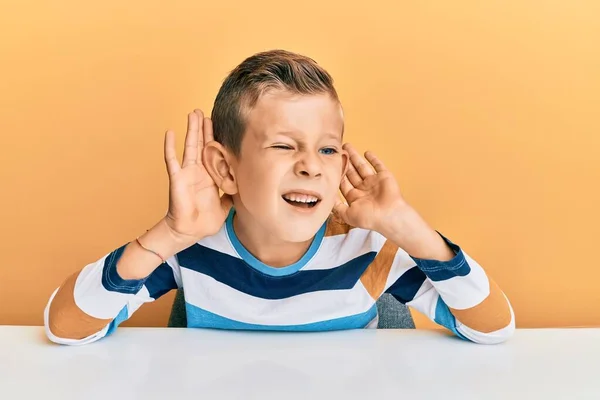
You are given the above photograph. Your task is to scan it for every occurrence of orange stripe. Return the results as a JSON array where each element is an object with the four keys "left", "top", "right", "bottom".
[
  {"left": 48, "top": 271, "right": 112, "bottom": 340},
  {"left": 324, "top": 215, "right": 354, "bottom": 237},
  {"left": 360, "top": 240, "right": 398, "bottom": 300},
  {"left": 449, "top": 279, "right": 512, "bottom": 333}
]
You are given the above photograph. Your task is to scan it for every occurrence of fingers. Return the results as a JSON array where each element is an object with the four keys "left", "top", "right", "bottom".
[
  {"left": 333, "top": 200, "right": 349, "bottom": 223},
  {"left": 182, "top": 110, "right": 202, "bottom": 168},
  {"left": 339, "top": 176, "right": 361, "bottom": 204},
  {"left": 344, "top": 143, "right": 375, "bottom": 179},
  {"left": 365, "top": 151, "right": 387, "bottom": 172},
  {"left": 164, "top": 130, "right": 181, "bottom": 176},
  {"left": 345, "top": 162, "right": 363, "bottom": 187},
  {"left": 220, "top": 194, "right": 233, "bottom": 214},
  {"left": 203, "top": 115, "right": 214, "bottom": 144},
  {"left": 165, "top": 109, "right": 208, "bottom": 175},
  {"left": 340, "top": 175, "right": 354, "bottom": 198},
  {"left": 194, "top": 110, "right": 205, "bottom": 147}
]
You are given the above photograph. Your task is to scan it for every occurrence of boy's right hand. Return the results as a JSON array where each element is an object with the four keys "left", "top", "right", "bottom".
[{"left": 162, "top": 109, "right": 233, "bottom": 246}]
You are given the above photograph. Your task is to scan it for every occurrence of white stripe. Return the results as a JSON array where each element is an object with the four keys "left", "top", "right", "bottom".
[
  {"left": 303, "top": 228, "right": 386, "bottom": 271},
  {"left": 384, "top": 247, "right": 491, "bottom": 310},
  {"left": 425, "top": 252, "right": 490, "bottom": 310},
  {"left": 124, "top": 295, "right": 147, "bottom": 317},
  {"left": 197, "top": 225, "right": 240, "bottom": 259},
  {"left": 406, "top": 282, "right": 439, "bottom": 319},
  {"left": 74, "top": 258, "right": 154, "bottom": 319},
  {"left": 365, "top": 315, "right": 379, "bottom": 329},
  {"left": 198, "top": 223, "right": 385, "bottom": 272},
  {"left": 403, "top": 254, "right": 492, "bottom": 314},
  {"left": 166, "top": 255, "right": 183, "bottom": 288},
  {"left": 383, "top": 247, "right": 420, "bottom": 291},
  {"left": 181, "top": 268, "right": 376, "bottom": 325}
]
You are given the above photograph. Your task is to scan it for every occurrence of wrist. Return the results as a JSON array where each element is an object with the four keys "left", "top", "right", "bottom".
[
  {"left": 374, "top": 202, "right": 415, "bottom": 241},
  {"left": 116, "top": 219, "right": 200, "bottom": 281},
  {"left": 377, "top": 205, "right": 454, "bottom": 261},
  {"left": 142, "top": 218, "right": 199, "bottom": 259}
]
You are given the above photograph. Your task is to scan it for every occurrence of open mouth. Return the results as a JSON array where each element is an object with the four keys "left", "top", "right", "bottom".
[{"left": 282, "top": 192, "right": 321, "bottom": 209}]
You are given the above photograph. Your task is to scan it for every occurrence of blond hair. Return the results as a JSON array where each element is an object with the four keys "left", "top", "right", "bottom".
[{"left": 211, "top": 49, "right": 339, "bottom": 155}]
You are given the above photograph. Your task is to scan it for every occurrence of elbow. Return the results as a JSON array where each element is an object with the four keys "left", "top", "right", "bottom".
[
  {"left": 43, "top": 300, "right": 107, "bottom": 346},
  {"left": 459, "top": 309, "right": 516, "bottom": 345},
  {"left": 481, "top": 318, "right": 515, "bottom": 345},
  {"left": 43, "top": 289, "right": 72, "bottom": 344},
  {"left": 43, "top": 286, "right": 107, "bottom": 345}
]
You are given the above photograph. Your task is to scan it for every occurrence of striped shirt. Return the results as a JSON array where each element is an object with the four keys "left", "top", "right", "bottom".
[{"left": 44, "top": 210, "right": 514, "bottom": 345}]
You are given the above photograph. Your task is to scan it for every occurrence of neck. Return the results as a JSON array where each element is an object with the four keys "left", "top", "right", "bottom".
[{"left": 232, "top": 211, "right": 313, "bottom": 268}]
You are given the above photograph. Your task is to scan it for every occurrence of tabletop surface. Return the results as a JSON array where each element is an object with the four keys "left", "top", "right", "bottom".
[{"left": 1, "top": 326, "right": 598, "bottom": 400}]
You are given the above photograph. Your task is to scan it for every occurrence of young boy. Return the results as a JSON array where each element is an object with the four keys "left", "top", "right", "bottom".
[{"left": 44, "top": 50, "right": 514, "bottom": 346}]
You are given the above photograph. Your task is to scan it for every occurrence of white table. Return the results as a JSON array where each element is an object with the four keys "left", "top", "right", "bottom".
[{"left": 0, "top": 326, "right": 598, "bottom": 399}]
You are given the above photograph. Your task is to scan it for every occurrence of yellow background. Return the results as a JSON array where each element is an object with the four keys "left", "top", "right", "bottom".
[{"left": 1, "top": 1, "right": 599, "bottom": 329}]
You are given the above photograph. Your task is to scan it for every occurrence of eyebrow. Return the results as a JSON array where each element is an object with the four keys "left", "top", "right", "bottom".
[{"left": 274, "top": 131, "right": 342, "bottom": 142}]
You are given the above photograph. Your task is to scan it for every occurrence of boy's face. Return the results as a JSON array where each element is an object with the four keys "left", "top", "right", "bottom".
[{"left": 231, "top": 90, "right": 348, "bottom": 242}]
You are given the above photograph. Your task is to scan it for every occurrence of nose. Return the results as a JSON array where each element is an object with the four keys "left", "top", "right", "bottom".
[{"left": 294, "top": 151, "right": 322, "bottom": 178}]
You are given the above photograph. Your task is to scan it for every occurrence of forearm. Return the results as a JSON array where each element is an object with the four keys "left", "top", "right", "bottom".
[
  {"left": 414, "top": 246, "right": 514, "bottom": 343},
  {"left": 46, "top": 258, "right": 137, "bottom": 342},
  {"left": 378, "top": 204, "right": 454, "bottom": 261},
  {"left": 402, "top": 274, "right": 514, "bottom": 344},
  {"left": 380, "top": 205, "right": 514, "bottom": 343},
  {"left": 46, "top": 219, "right": 188, "bottom": 343}
]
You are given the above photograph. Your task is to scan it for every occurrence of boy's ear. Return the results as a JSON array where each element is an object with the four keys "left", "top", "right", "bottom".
[
  {"left": 340, "top": 147, "right": 350, "bottom": 178},
  {"left": 202, "top": 142, "right": 238, "bottom": 195}
]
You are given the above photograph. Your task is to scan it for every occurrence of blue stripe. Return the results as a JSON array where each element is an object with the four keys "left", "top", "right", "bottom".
[
  {"left": 185, "top": 302, "right": 378, "bottom": 331},
  {"left": 434, "top": 296, "right": 468, "bottom": 341},
  {"left": 411, "top": 233, "right": 470, "bottom": 282},
  {"left": 177, "top": 245, "right": 376, "bottom": 300},
  {"left": 385, "top": 266, "right": 426, "bottom": 303},
  {"left": 101, "top": 244, "right": 147, "bottom": 294},
  {"left": 144, "top": 263, "right": 178, "bottom": 299},
  {"left": 106, "top": 306, "right": 128, "bottom": 336},
  {"left": 225, "top": 209, "right": 327, "bottom": 276}
]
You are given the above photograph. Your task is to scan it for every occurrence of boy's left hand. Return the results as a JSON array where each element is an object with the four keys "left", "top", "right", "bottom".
[
  {"left": 334, "top": 143, "right": 455, "bottom": 261},
  {"left": 334, "top": 143, "right": 406, "bottom": 233}
]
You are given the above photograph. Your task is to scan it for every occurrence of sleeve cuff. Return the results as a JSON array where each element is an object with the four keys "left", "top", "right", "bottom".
[
  {"left": 101, "top": 243, "right": 148, "bottom": 294},
  {"left": 410, "top": 232, "right": 471, "bottom": 282}
]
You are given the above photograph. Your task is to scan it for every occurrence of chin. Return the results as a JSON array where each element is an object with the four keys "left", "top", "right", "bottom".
[
  {"left": 272, "top": 216, "right": 328, "bottom": 243},
  {"left": 277, "top": 229, "right": 321, "bottom": 243}
]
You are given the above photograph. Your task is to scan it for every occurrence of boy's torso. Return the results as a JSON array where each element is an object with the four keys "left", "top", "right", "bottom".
[{"left": 172, "top": 213, "right": 393, "bottom": 331}]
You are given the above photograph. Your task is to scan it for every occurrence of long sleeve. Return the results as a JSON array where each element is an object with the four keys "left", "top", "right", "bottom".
[
  {"left": 44, "top": 242, "right": 181, "bottom": 345},
  {"left": 382, "top": 233, "right": 515, "bottom": 344}
]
